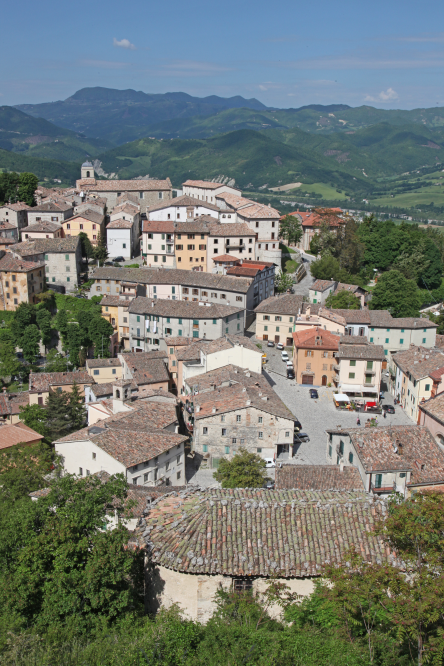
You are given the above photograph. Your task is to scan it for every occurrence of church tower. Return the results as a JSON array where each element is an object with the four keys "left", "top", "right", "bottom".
[{"left": 81, "top": 161, "right": 94, "bottom": 180}]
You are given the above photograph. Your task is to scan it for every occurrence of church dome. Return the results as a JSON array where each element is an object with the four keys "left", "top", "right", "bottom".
[{"left": 82, "top": 161, "right": 93, "bottom": 168}]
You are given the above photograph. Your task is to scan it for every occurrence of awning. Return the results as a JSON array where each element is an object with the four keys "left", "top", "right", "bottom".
[
  {"left": 362, "top": 388, "right": 378, "bottom": 394},
  {"left": 366, "top": 401, "right": 377, "bottom": 407},
  {"left": 334, "top": 393, "right": 350, "bottom": 402},
  {"left": 339, "top": 384, "right": 362, "bottom": 391}
]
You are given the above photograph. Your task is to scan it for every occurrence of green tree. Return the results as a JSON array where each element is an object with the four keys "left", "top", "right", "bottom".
[
  {"left": 36, "top": 308, "right": 52, "bottom": 351},
  {"left": 93, "top": 230, "right": 109, "bottom": 266},
  {"left": 78, "top": 231, "right": 95, "bottom": 260},
  {"left": 89, "top": 316, "right": 114, "bottom": 358},
  {"left": 0, "top": 473, "right": 143, "bottom": 628},
  {"left": 17, "top": 173, "right": 39, "bottom": 206},
  {"left": 337, "top": 218, "right": 365, "bottom": 275},
  {"left": 66, "top": 323, "right": 82, "bottom": 366},
  {"left": 45, "top": 390, "right": 71, "bottom": 441},
  {"left": 419, "top": 237, "right": 442, "bottom": 290},
  {"left": 275, "top": 270, "right": 294, "bottom": 293},
  {"left": 392, "top": 249, "right": 430, "bottom": 283},
  {"left": 68, "top": 381, "right": 87, "bottom": 432},
  {"left": 279, "top": 214, "right": 303, "bottom": 246},
  {"left": 55, "top": 308, "right": 69, "bottom": 345},
  {"left": 45, "top": 348, "right": 70, "bottom": 372},
  {"left": 0, "top": 172, "right": 20, "bottom": 204},
  {"left": 0, "top": 441, "right": 56, "bottom": 502},
  {"left": 10, "top": 302, "right": 36, "bottom": 346},
  {"left": 21, "top": 324, "right": 41, "bottom": 364},
  {"left": 19, "top": 403, "right": 49, "bottom": 438},
  {"left": 0, "top": 329, "right": 23, "bottom": 384},
  {"left": 325, "top": 290, "right": 360, "bottom": 310},
  {"left": 213, "top": 448, "right": 267, "bottom": 488},
  {"left": 370, "top": 270, "right": 422, "bottom": 317},
  {"left": 310, "top": 254, "right": 340, "bottom": 281}
]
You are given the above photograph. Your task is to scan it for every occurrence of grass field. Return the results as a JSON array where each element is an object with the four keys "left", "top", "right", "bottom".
[{"left": 287, "top": 182, "right": 349, "bottom": 201}]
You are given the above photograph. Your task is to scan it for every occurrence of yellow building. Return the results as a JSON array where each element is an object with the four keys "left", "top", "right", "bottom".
[
  {"left": 63, "top": 209, "right": 105, "bottom": 246},
  {"left": 0, "top": 252, "right": 46, "bottom": 310},
  {"left": 101, "top": 295, "right": 134, "bottom": 352},
  {"left": 86, "top": 358, "right": 123, "bottom": 384},
  {"left": 175, "top": 221, "right": 209, "bottom": 272},
  {"left": 254, "top": 294, "right": 304, "bottom": 346}
]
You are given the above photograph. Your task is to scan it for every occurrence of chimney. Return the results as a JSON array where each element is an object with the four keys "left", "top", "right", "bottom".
[
  {"left": 195, "top": 406, "right": 200, "bottom": 413},
  {"left": 212, "top": 407, "right": 217, "bottom": 413},
  {"left": 246, "top": 399, "right": 251, "bottom": 406}
]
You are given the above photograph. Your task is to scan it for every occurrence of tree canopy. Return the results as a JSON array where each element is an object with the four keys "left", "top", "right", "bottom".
[
  {"left": 325, "top": 290, "right": 360, "bottom": 310},
  {"left": 369, "top": 270, "right": 422, "bottom": 317},
  {"left": 213, "top": 448, "right": 268, "bottom": 488}
]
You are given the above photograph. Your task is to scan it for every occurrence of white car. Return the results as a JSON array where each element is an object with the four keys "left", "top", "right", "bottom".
[
  {"left": 286, "top": 360, "right": 294, "bottom": 368},
  {"left": 264, "top": 458, "right": 275, "bottom": 468},
  {"left": 276, "top": 342, "right": 284, "bottom": 350},
  {"left": 281, "top": 351, "right": 289, "bottom": 362}
]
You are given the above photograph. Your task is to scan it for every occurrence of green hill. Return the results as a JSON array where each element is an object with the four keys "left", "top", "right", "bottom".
[
  {"left": 96, "top": 129, "right": 370, "bottom": 194},
  {"left": 0, "top": 149, "right": 79, "bottom": 185}
]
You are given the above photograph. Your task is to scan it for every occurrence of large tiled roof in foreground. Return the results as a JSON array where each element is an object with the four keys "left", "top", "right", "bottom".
[
  {"left": 254, "top": 294, "right": 304, "bottom": 315},
  {"left": 275, "top": 464, "right": 364, "bottom": 491},
  {"left": 137, "top": 488, "right": 392, "bottom": 577},
  {"left": 392, "top": 346, "right": 444, "bottom": 380}
]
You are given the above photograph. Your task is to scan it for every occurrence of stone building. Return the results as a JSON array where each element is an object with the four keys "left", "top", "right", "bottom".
[
  {"left": 11, "top": 237, "right": 82, "bottom": 293},
  {"left": 146, "top": 194, "right": 219, "bottom": 221},
  {"left": 0, "top": 251, "right": 45, "bottom": 309},
  {"left": 27, "top": 201, "right": 73, "bottom": 226},
  {"left": 136, "top": 487, "right": 392, "bottom": 622},
  {"left": 128, "top": 297, "right": 244, "bottom": 351},
  {"left": 0, "top": 202, "right": 30, "bottom": 231},
  {"left": 326, "top": 424, "right": 444, "bottom": 496},
  {"left": 76, "top": 162, "right": 172, "bottom": 214},
  {"left": 188, "top": 365, "right": 295, "bottom": 464},
  {"left": 418, "top": 392, "right": 444, "bottom": 447},
  {"left": 28, "top": 371, "right": 94, "bottom": 405},
  {"left": 21, "top": 220, "right": 63, "bottom": 240},
  {"left": 118, "top": 351, "right": 170, "bottom": 390}
]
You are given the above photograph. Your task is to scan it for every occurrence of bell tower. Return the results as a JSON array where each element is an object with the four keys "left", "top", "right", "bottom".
[{"left": 81, "top": 161, "right": 94, "bottom": 180}]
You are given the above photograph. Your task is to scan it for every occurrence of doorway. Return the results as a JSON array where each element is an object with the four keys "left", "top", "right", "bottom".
[
  {"left": 302, "top": 375, "right": 314, "bottom": 385},
  {"left": 322, "top": 375, "right": 327, "bottom": 386},
  {"left": 275, "top": 335, "right": 280, "bottom": 343}
]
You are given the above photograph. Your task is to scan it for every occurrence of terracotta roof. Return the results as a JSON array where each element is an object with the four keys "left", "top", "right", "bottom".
[
  {"left": 80, "top": 178, "right": 172, "bottom": 192},
  {"left": 91, "top": 267, "right": 253, "bottom": 293},
  {"left": 184, "top": 180, "right": 240, "bottom": 190},
  {"left": 194, "top": 383, "right": 293, "bottom": 422},
  {"left": 293, "top": 327, "right": 340, "bottom": 351},
  {"left": 29, "top": 371, "right": 94, "bottom": 392},
  {"left": 0, "top": 238, "right": 18, "bottom": 246},
  {"left": 429, "top": 367, "right": 444, "bottom": 381},
  {"left": 136, "top": 387, "right": 177, "bottom": 401},
  {"left": 176, "top": 340, "right": 210, "bottom": 361},
  {"left": 275, "top": 464, "right": 364, "bottom": 491},
  {"left": 336, "top": 282, "right": 364, "bottom": 294},
  {"left": 66, "top": 210, "right": 104, "bottom": 225},
  {"left": 288, "top": 209, "right": 344, "bottom": 228},
  {"left": 310, "top": 279, "right": 336, "bottom": 292},
  {"left": 237, "top": 203, "right": 280, "bottom": 220},
  {"left": 255, "top": 294, "right": 304, "bottom": 315},
  {"left": 101, "top": 295, "right": 133, "bottom": 307},
  {"left": 12, "top": 237, "right": 79, "bottom": 255},
  {"left": 212, "top": 254, "right": 240, "bottom": 263},
  {"left": 102, "top": 401, "right": 178, "bottom": 432},
  {"left": 86, "top": 358, "right": 122, "bottom": 369},
  {"left": 174, "top": 220, "right": 211, "bottom": 234},
  {"left": 207, "top": 222, "right": 254, "bottom": 237},
  {"left": 0, "top": 423, "right": 42, "bottom": 449},
  {"left": 392, "top": 346, "right": 444, "bottom": 381},
  {"left": 129, "top": 297, "right": 243, "bottom": 319},
  {"left": 0, "top": 254, "right": 44, "bottom": 272},
  {"left": 137, "top": 487, "right": 391, "bottom": 577},
  {"left": 419, "top": 393, "right": 444, "bottom": 427},
  {"left": 0, "top": 221, "right": 16, "bottom": 230},
  {"left": 146, "top": 194, "right": 220, "bottom": 213},
  {"left": 21, "top": 221, "right": 62, "bottom": 233},
  {"left": 31, "top": 201, "right": 72, "bottom": 213},
  {"left": 183, "top": 363, "right": 260, "bottom": 390},
  {"left": 143, "top": 220, "right": 175, "bottom": 233},
  {"left": 215, "top": 193, "right": 259, "bottom": 209},
  {"left": 107, "top": 218, "right": 134, "bottom": 229},
  {"left": 164, "top": 336, "right": 202, "bottom": 347},
  {"left": 112, "top": 203, "right": 140, "bottom": 215},
  {"left": 198, "top": 335, "right": 260, "bottom": 356},
  {"left": 343, "top": 425, "right": 444, "bottom": 484},
  {"left": 122, "top": 353, "right": 169, "bottom": 387},
  {"left": 0, "top": 391, "right": 29, "bottom": 416},
  {"left": 0, "top": 202, "right": 31, "bottom": 211},
  {"left": 325, "top": 308, "right": 372, "bottom": 324},
  {"left": 337, "top": 340, "right": 385, "bottom": 361}
]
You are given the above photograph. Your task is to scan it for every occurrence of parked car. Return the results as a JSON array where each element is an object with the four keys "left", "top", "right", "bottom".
[
  {"left": 382, "top": 404, "right": 395, "bottom": 414},
  {"left": 294, "top": 432, "right": 310, "bottom": 443},
  {"left": 267, "top": 340, "right": 275, "bottom": 347},
  {"left": 112, "top": 256, "right": 125, "bottom": 262},
  {"left": 286, "top": 360, "right": 294, "bottom": 368},
  {"left": 281, "top": 351, "right": 289, "bottom": 362},
  {"left": 309, "top": 389, "right": 319, "bottom": 399},
  {"left": 264, "top": 479, "right": 275, "bottom": 489},
  {"left": 264, "top": 458, "right": 275, "bottom": 468},
  {"left": 276, "top": 343, "right": 284, "bottom": 350},
  {"left": 294, "top": 419, "right": 302, "bottom": 432},
  {"left": 287, "top": 369, "right": 295, "bottom": 379}
]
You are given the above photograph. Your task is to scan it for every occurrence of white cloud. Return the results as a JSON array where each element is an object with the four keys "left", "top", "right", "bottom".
[
  {"left": 113, "top": 38, "right": 136, "bottom": 50},
  {"left": 364, "top": 87, "right": 399, "bottom": 102}
]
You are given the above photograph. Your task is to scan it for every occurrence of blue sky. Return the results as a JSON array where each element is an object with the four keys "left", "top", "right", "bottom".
[{"left": 2, "top": 0, "right": 444, "bottom": 109}]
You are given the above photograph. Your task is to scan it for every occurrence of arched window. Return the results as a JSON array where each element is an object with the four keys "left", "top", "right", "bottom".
[
  {"left": 86, "top": 171, "right": 90, "bottom": 178},
  {"left": 115, "top": 389, "right": 120, "bottom": 399}
]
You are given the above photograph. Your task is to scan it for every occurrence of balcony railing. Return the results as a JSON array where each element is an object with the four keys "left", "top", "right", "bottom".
[{"left": 371, "top": 481, "right": 396, "bottom": 493}]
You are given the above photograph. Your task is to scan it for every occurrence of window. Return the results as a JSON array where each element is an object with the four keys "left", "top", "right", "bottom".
[
  {"left": 52, "top": 277, "right": 55, "bottom": 282},
  {"left": 422, "top": 338, "right": 426, "bottom": 344},
  {"left": 258, "top": 416, "right": 263, "bottom": 424},
  {"left": 66, "top": 223, "right": 70, "bottom": 229},
  {"left": 112, "top": 369, "right": 116, "bottom": 375},
  {"left": 348, "top": 452, "right": 354, "bottom": 463},
  {"left": 79, "top": 467, "right": 83, "bottom": 476},
  {"left": 264, "top": 325, "right": 268, "bottom": 331},
  {"left": 203, "top": 444, "right": 208, "bottom": 453},
  {"left": 222, "top": 428, "right": 227, "bottom": 436},
  {"left": 236, "top": 415, "right": 241, "bottom": 422},
  {"left": 79, "top": 224, "right": 83, "bottom": 230},
  {"left": 233, "top": 579, "right": 253, "bottom": 593},
  {"left": 425, "top": 384, "right": 430, "bottom": 391},
  {"left": 92, "top": 452, "right": 96, "bottom": 460},
  {"left": 44, "top": 254, "right": 48, "bottom": 260},
  {"left": 366, "top": 361, "right": 373, "bottom": 370},
  {"left": 365, "top": 375, "right": 372, "bottom": 384},
  {"left": 178, "top": 330, "right": 182, "bottom": 336},
  {"left": 123, "top": 243, "right": 127, "bottom": 249},
  {"left": 375, "top": 474, "right": 382, "bottom": 488},
  {"left": 385, "top": 338, "right": 389, "bottom": 344},
  {"left": 258, "top": 431, "right": 263, "bottom": 439},
  {"left": 349, "top": 360, "right": 356, "bottom": 367},
  {"left": 424, "top": 328, "right": 427, "bottom": 333},
  {"left": 400, "top": 338, "right": 404, "bottom": 344},
  {"left": 384, "top": 350, "right": 388, "bottom": 356},
  {"left": 285, "top": 431, "right": 290, "bottom": 437},
  {"left": 225, "top": 446, "right": 230, "bottom": 454},
  {"left": 276, "top": 326, "right": 280, "bottom": 332},
  {"left": 93, "top": 369, "right": 99, "bottom": 376},
  {"left": 349, "top": 372, "right": 355, "bottom": 379},
  {"left": 221, "top": 415, "right": 225, "bottom": 422},
  {"left": 275, "top": 316, "right": 282, "bottom": 322}
]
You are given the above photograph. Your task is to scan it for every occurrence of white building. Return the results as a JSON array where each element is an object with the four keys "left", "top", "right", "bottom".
[
  {"left": 141, "top": 220, "right": 175, "bottom": 267},
  {"left": 106, "top": 219, "right": 138, "bottom": 260},
  {"left": 182, "top": 180, "right": 240, "bottom": 205},
  {"left": 146, "top": 194, "right": 219, "bottom": 221}
]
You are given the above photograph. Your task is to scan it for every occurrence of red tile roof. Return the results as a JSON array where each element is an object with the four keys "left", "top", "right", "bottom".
[
  {"left": 0, "top": 423, "right": 42, "bottom": 449},
  {"left": 212, "top": 254, "right": 240, "bottom": 263},
  {"left": 275, "top": 464, "right": 364, "bottom": 491},
  {"left": 293, "top": 327, "right": 340, "bottom": 351},
  {"left": 143, "top": 220, "right": 175, "bottom": 233},
  {"left": 0, "top": 254, "right": 44, "bottom": 272}
]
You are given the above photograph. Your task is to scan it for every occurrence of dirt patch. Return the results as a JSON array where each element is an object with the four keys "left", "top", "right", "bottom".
[{"left": 269, "top": 182, "right": 302, "bottom": 192}]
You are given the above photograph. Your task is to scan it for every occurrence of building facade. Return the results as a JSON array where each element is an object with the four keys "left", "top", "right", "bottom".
[
  {"left": 11, "top": 237, "right": 82, "bottom": 293},
  {"left": 336, "top": 336, "right": 385, "bottom": 403},
  {"left": 292, "top": 327, "right": 339, "bottom": 386},
  {"left": 255, "top": 294, "right": 304, "bottom": 345},
  {"left": 0, "top": 252, "right": 45, "bottom": 309}
]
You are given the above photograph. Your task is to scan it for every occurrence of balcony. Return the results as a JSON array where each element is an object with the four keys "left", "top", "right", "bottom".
[
  {"left": 364, "top": 369, "right": 376, "bottom": 376},
  {"left": 332, "top": 364, "right": 339, "bottom": 372},
  {"left": 166, "top": 238, "right": 174, "bottom": 244},
  {"left": 371, "top": 481, "right": 396, "bottom": 494}
]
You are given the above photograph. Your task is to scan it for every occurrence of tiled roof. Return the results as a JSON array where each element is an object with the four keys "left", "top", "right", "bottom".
[
  {"left": 0, "top": 391, "right": 29, "bottom": 416},
  {"left": 201, "top": 335, "right": 260, "bottom": 356},
  {"left": 429, "top": 367, "right": 444, "bottom": 381},
  {"left": 112, "top": 203, "right": 139, "bottom": 215},
  {"left": 324, "top": 308, "right": 372, "bottom": 324},
  {"left": 176, "top": 340, "right": 210, "bottom": 361},
  {"left": 0, "top": 202, "right": 31, "bottom": 211},
  {"left": 0, "top": 254, "right": 44, "bottom": 272},
  {"left": 293, "top": 327, "right": 340, "bottom": 351},
  {"left": 84, "top": 428, "right": 185, "bottom": 467},
  {"left": 90, "top": 382, "right": 116, "bottom": 397},
  {"left": 0, "top": 221, "right": 17, "bottom": 230},
  {"left": 336, "top": 282, "right": 364, "bottom": 293},
  {"left": 0, "top": 423, "right": 42, "bottom": 449},
  {"left": 137, "top": 487, "right": 391, "bottom": 577},
  {"left": 207, "top": 222, "right": 254, "bottom": 236},
  {"left": 136, "top": 387, "right": 177, "bottom": 401},
  {"left": 184, "top": 180, "right": 238, "bottom": 190},
  {"left": 66, "top": 210, "right": 104, "bottom": 225},
  {"left": 102, "top": 401, "right": 178, "bottom": 431},
  {"left": 338, "top": 340, "right": 385, "bottom": 361},
  {"left": 237, "top": 203, "right": 280, "bottom": 220},
  {"left": 107, "top": 218, "right": 134, "bottom": 229},
  {"left": 29, "top": 371, "right": 93, "bottom": 392},
  {"left": 212, "top": 254, "right": 240, "bottom": 263},
  {"left": 122, "top": 352, "right": 169, "bottom": 387},
  {"left": 367, "top": 311, "right": 437, "bottom": 329},
  {"left": 163, "top": 336, "right": 199, "bottom": 347},
  {"left": 183, "top": 363, "right": 259, "bottom": 390},
  {"left": 91, "top": 267, "right": 253, "bottom": 293},
  {"left": 436, "top": 334, "right": 444, "bottom": 348},
  {"left": 345, "top": 425, "right": 444, "bottom": 483},
  {"left": 86, "top": 358, "right": 122, "bottom": 369},
  {"left": 287, "top": 209, "right": 344, "bottom": 228},
  {"left": 419, "top": 393, "right": 444, "bottom": 426},
  {"left": 143, "top": 220, "right": 175, "bottom": 233},
  {"left": 31, "top": 201, "right": 72, "bottom": 212},
  {"left": 0, "top": 238, "right": 18, "bottom": 245},
  {"left": 254, "top": 294, "right": 304, "bottom": 315},
  {"left": 80, "top": 178, "right": 172, "bottom": 192},
  {"left": 227, "top": 266, "right": 261, "bottom": 277},
  {"left": 275, "top": 465, "right": 364, "bottom": 491},
  {"left": 215, "top": 192, "right": 261, "bottom": 209},
  {"left": 21, "top": 221, "right": 62, "bottom": 233},
  {"left": 101, "top": 295, "right": 133, "bottom": 307},
  {"left": 147, "top": 194, "right": 220, "bottom": 212},
  {"left": 12, "top": 237, "right": 80, "bottom": 255},
  {"left": 129, "top": 297, "right": 243, "bottom": 319},
  {"left": 310, "top": 279, "right": 336, "bottom": 292},
  {"left": 174, "top": 220, "right": 211, "bottom": 234},
  {"left": 392, "top": 346, "right": 444, "bottom": 380}
]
